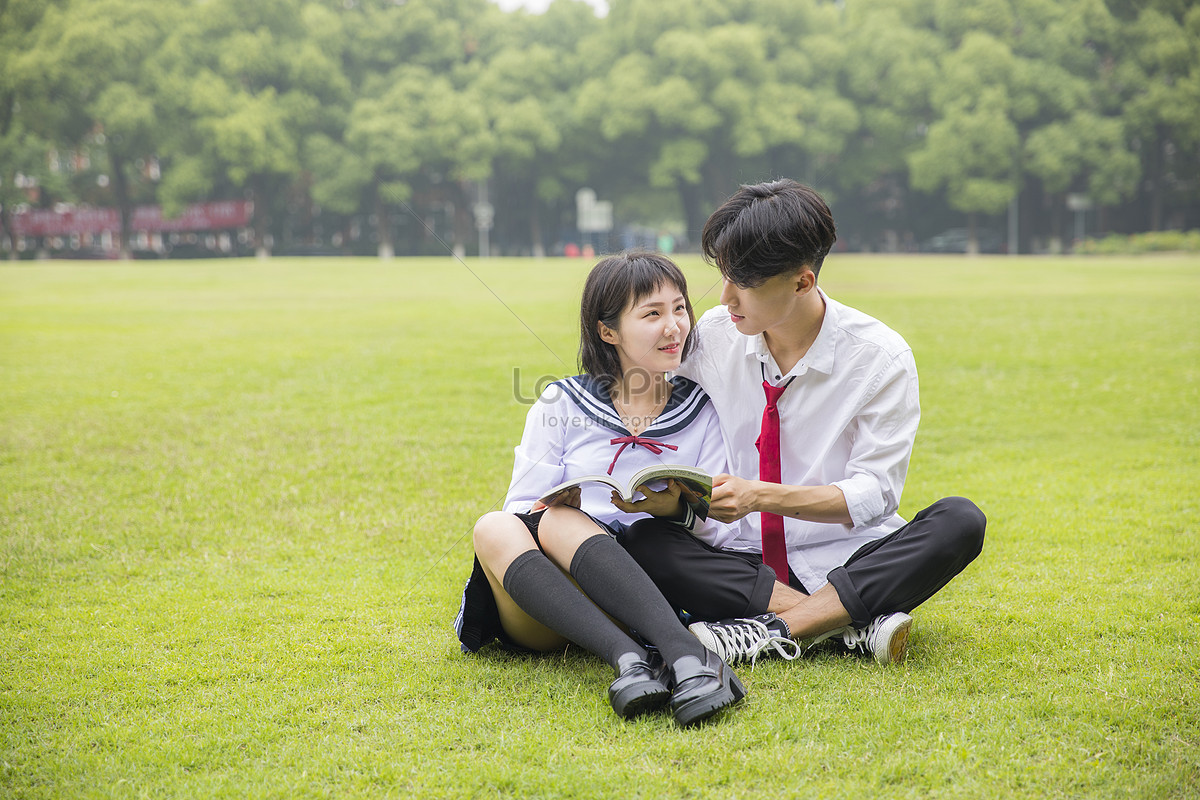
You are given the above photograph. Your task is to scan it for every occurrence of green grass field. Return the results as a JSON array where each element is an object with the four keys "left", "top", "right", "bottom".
[{"left": 2, "top": 254, "right": 1198, "bottom": 799}]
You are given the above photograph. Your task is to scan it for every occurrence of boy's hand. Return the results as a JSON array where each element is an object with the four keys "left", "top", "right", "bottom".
[
  {"left": 610, "top": 479, "right": 684, "bottom": 519},
  {"left": 709, "top": 474, "right": 760, "bottom": 522}
]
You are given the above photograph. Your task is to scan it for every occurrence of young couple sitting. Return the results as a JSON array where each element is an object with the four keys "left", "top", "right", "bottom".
[{"left": 455, "top": 179, "right": 986, "bottom": 727}]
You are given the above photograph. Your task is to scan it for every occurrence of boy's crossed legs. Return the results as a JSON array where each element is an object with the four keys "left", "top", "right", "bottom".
[{"left": 619, "top": 497, "right": 986, "bottom": 665}]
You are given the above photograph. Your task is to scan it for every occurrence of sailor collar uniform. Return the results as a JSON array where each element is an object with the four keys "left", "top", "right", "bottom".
[
  {"left": 503, "top": 374, "right": 736, "bottom": 547},
  {"left": 556, "top": 374, "right": 716, "bottom": 439}
]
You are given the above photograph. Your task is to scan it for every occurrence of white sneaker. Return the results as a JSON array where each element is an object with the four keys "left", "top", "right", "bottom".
[
  {"left": 815, "top": 612, "right": 913, "bottom": 664},
  {"left": 688, "top": 613, "right": 801, "bottom": 665}
]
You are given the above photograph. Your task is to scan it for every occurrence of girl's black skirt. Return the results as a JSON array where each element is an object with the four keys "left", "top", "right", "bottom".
[{"left": 453, "top": 509, "right": 626, "bottom": 653}]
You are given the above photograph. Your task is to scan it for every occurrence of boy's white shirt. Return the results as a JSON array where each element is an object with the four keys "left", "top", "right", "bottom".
[
  {"left": 675, "top": 290, "right": 920, "bottom": 592},
  {"left": 504, "top": 374, "right": 738, "bottom": 548}
]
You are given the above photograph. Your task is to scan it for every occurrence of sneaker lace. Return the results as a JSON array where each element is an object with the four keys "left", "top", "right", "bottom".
[
  {"left": 750, "top": 632, "right": 801, "bottom": 664},
  {"left": 836, "top": 621, "right": 874, "bottom": 653},
  {"left": 708, "top": 619, "right": 800, "bottom": 665}
]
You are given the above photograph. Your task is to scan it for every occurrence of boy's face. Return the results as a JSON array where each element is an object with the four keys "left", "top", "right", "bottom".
[{"left": 719, "top": 269, "right": 813, "bottom": 336}]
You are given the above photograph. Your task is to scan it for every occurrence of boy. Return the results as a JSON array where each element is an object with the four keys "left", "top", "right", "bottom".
[{"left": 619, "top": 179, "right": 986, "bottom": 665}]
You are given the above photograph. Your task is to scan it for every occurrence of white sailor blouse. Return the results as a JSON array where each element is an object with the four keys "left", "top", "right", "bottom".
[{"left": 503, "top": 374, "right": 736, "bottom": 547}]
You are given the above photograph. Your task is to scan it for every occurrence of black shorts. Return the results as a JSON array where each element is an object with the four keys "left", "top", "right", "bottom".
[
  {"left": 453, "top": 509, "right": 628, "bottom": 654},
  {"left": 619, "top": 497, "right": 986, "bottom": 627},
  {"left": 615, "top": 521, "right": 799, "bottom": 620}
]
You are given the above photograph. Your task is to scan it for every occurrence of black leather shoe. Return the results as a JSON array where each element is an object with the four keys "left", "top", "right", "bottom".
[
  {"left": 608, "top": 649, "right": 671, "bottom": 719},
  {"left": 669, "top": 649, "right": 746, "bottom": 726}
]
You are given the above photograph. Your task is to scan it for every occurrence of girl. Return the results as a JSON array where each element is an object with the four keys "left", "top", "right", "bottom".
[{"left": 454, "top": 251, "right": 745, "bottom": 726}]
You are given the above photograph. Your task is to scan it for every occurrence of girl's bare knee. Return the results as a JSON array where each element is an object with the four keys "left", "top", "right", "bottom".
[{"left": 472, "top": 511, "right": 522, "bottom": 563}]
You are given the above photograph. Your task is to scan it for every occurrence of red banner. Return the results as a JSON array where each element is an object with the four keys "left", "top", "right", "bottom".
[{"left": 11, "top": 201, "right": 253, "bottom": 237}]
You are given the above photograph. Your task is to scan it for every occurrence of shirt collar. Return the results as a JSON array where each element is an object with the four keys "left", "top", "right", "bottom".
[{"left": 741, "top": 288, "right": 839, "bottom": 377}]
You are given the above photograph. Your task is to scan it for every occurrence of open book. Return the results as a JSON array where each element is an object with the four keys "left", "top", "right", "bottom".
[{"left": 538, "top": 464, "right": 712, "bottom": 521}]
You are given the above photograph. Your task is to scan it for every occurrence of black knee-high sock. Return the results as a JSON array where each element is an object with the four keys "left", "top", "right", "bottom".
[
  {"left": 570, "top": 534, "right": 707, "bottom": 665},
  {"left": 502, "top": 549, "right": 642, "bottom": 669}
]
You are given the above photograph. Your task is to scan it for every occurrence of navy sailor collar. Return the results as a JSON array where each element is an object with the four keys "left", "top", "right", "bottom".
[{"left": 554, "top": 374, "right": 711, "bottom": 437}]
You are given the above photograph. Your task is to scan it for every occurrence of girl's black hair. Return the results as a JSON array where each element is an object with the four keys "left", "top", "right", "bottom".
[
  {"left": 578, "top": 250, "right": 697, "bottom": 389},
  {"left": 701, "top": 178, "right": 837, "bottom": 288}
]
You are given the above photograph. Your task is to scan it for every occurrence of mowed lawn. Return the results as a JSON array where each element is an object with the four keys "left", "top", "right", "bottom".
[{"left": 2, "top": 254, "right": 1197, "bottom": 799}]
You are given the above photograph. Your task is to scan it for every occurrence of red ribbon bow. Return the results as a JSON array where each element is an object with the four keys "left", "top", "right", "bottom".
[{"left": 606, "top": 435, "right": 678, "bottom": 475}]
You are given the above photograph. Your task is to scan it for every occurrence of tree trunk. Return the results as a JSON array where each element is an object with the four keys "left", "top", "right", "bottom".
[
  {"left": 1149, "top": 129, "right": 1165, "bottom": 231},
  {"left": 702, "top": 153, "right": 734, "bottom": 214},
  {"left": 252, "top": 175, "right": 271, "bottom": 259},
  {"left": 967, "top": 212, "right": 980, "bottom": 256},
  {"left": 374, "top": 179, "right": 394, "bottom": 260},
  {"left": 1007, "top": 148, "right": 1021, "bottom": 255},
  {"left": 452, "top": 180, "right": 472, "bottom": 258},
  {"left": 0, "top": 205, "right": 14, "bottom": 259},
  {"left": 529, "top": 191, "right": 545, "bottom": 258},
  {"left": 1049, "top": 192, "right": 1064, "bottom": 255},
  {"left": 677, "top": 179, "right": 704, "bottom": 247},
  {"left": 1, "top": 95, "right": 18, "bottom": 259},
  {"left": 110, "top": 149, "right": 132, "bottom": 260}
]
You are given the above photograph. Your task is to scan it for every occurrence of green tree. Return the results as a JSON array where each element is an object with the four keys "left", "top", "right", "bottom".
[
  {"left": 749, "top": 0, "right": 859, "bottom": 192},
  {"left": 0, "top": 0, "right": 67, "bottom": 256},
  {"left": 575, "top": 0, "right": 873, "bottom": 238},
  {"left": 7, "top": 0, "right": 1196, "bottom": 257},
  {"left": 0, "top": 122, "right": 60, "bottom": 258},
  {"left": 834, "top": 1, "right": 949, "bottom": 246},
  {"left": 152, "top": 0, "right": 350, "bottom": 257},
  {"left": 1009, "top": 0, "right": 1139, "bottom": 245},
  {"left": 907, "top": 0, "right": 1138, "bottom": 252},
  {"left": 578, "top": 2, "right": 777, "bottom": 235},
  {"left": 307, "top": 0, "right": 496, "bottom": 258},
  {"left": 908, "top": 31, "right": 1022, "bottom": 252},
  {"left": 474, "top": 45, "right": 565, "bottom": 256},
  {"left": 472, "top": 0, "right": 600, "bottom": 255},
  {"left": 17, "top": 0, "right": 175, "bottom": 257},
  {"left": 1106, "top": 3, "right": 1200, "bottom": 230}
]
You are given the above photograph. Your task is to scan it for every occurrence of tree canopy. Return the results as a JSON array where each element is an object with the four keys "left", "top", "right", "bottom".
[{"left": 3, "top": 0, "right": 1197, "bottom": 257}]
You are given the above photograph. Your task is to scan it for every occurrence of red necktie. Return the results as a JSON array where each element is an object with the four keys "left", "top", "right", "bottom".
[{"left": 755, "top": 377, "right": 793, "bottom": 582}]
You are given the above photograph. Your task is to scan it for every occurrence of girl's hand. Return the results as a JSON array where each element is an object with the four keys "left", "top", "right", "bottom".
[
  {"left": 534, "top": 486, "right": 581, "bottom": 512},
  {"left": 610, "top": 479, "right": 684, "bottom": 519}
]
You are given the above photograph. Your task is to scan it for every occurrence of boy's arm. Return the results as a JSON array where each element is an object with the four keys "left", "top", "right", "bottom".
[
  {"left": 709, "top": 477, "right": 851, "bottom": 525},
  {"left": 711, "top": 350, "right": 919, "bottom": 529}
]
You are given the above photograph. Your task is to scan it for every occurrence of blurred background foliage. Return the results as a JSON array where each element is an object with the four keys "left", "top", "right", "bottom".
[{"left": 1, "top": 0, "right": 1197, "bottom": 258}]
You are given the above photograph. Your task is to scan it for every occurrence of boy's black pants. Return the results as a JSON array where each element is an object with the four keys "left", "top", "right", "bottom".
[{"left": 618, "top": 496, "right": 986, "bottom": 627}]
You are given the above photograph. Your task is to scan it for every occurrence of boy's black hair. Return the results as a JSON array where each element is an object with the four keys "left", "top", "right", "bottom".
[
  {"left": 701, "top": 178, "right": 838, "bottom": 288},
  {"left": 579, "top": 250, "right": 697, "bottom": 389}
]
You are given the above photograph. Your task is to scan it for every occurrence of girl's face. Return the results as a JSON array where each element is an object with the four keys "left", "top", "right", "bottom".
[{"left": 600, "top": 281, "right": 691, "bottom": 378}]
